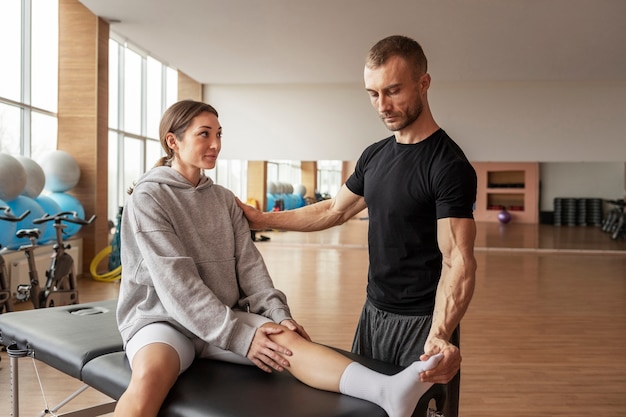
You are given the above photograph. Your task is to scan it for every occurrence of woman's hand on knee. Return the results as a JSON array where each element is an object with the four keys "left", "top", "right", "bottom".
[
  {"left": 280, "top": 319, "right": 311, "bottom": 341},
  {"left": 247, "top": 324, "right": 292, "bottom": 373}
]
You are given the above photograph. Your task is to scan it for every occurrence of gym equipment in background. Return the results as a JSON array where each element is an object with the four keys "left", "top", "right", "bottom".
[
  {"left": 0, "top": 207, "right": 30, "bottom": 314},
  {"left": 15, "top": 211, "right": 95, "bottom": 308}
]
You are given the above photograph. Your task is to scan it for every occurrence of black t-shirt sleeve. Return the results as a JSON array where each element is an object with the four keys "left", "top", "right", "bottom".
[
  {"left": 345, "top": 144, "right": 374, "bottom": 197},
  {"left": 434, "top": 160, "right": 477, "bottom": 219},
  {"left": 345, "top": 170, "right": 363, "bottom": 197}
]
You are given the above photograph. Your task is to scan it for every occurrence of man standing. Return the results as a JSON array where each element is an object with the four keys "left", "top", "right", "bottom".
[{"left": 237, "top": 35, "right": 477, "bottom": 416}]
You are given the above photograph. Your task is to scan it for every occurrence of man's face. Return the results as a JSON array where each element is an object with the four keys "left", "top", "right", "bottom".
[{"left": 364, "top": 55, "right": 426, "bottom": 132}]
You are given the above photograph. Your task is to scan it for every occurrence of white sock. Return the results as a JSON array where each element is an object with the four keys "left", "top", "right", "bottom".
[{"left": 339, "top": 354, "right": 443, "bottom": 417}]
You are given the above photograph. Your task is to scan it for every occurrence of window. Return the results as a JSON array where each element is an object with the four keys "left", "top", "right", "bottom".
[
  {"left": 267, "top": 160, "right": 302, "bottom": 189},
  {"left": 108, "top": 35, "right": 178, "bottom": 221},
  {"left": 317, "top": 160, "right": 342, "bottom": 198},
  {"left": 0, "top": 0, "right": 58, "bottom": 160},
  {"left": 210, "top": 160, "right": 247, "bottom": 200}
]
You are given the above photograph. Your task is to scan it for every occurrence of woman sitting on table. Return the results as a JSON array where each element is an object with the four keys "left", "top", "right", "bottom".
[{"left": 114, "top": 99, "right": 442, "bottom": 417}]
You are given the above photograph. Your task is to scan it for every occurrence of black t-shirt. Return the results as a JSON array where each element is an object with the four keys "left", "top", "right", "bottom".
[{"left": 346, "top": 129, "right": 476, "bottom": 315}]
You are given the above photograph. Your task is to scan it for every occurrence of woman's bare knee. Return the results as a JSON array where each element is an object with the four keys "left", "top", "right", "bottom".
[
  {"left": 261, "top": 322, "right": 306, "bottom": 351},
  {"left": 125, "top": 343, "right": 180, "bottom": 411}
]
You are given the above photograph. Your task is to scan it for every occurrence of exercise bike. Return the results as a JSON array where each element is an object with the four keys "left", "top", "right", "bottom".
[
  {"left": 601, "top": 199, "right": 625, "bottom": 240},
  {"left": 15, "top": 211, "right": 96, "bottom": 309},
  {"left": 0, "top": 207, "right": 31, "bottom": 314}
]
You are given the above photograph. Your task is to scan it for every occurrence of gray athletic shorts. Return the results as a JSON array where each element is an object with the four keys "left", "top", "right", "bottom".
[{"left": 125, "top": 311, "right": 272, "bottom": 375}]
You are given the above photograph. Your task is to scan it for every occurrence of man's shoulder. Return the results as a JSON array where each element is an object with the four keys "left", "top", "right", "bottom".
[{"left": 359, "top": 135, "right": 395, "bottom": 159}]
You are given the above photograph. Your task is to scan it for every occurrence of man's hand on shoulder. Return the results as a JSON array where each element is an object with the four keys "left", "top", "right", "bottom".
[{"left": 235, "top": 197, "right": 267, "bottom": 230}]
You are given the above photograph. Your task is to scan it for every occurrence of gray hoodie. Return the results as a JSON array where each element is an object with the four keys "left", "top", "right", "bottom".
[{"left": 117, "top": 166, "right": 292, "bottom": 358}]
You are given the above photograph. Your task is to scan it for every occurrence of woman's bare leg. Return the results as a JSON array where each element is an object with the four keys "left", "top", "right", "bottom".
[
  {"left": 265, "top": 323, "right": 441, "bottom": 417},
  {"left": 113, "top": 343, "right": 180, "bottom": 417},
  {"left": 268, "top": 323, "right": 351, "bottom": 391}
]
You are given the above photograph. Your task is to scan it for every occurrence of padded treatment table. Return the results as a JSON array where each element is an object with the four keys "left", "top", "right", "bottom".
[
  {"left": 0, "top": 300, "right": 445, "bottom": 417},
  {"left": 0, "top": 299, "right": 122, "bottom": 379}
]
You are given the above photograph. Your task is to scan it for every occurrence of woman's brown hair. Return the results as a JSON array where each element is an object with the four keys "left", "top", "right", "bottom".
[{"left": 155, "top": 100, "right": 219, "bottom": 167}]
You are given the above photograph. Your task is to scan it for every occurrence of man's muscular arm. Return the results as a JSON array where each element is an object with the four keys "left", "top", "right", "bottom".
[
  {"left": 420, "top": 217, "right": 476, "bottom": 384},
  {"left": 237, "top": 184, "right": 367, "bottom": 232}
]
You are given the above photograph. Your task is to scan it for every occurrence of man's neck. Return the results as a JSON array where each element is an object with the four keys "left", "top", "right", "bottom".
[{"left": 394, "top": 118, "right": 440, "bottom": 144}]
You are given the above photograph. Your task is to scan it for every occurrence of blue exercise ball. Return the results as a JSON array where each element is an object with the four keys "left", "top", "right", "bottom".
[
  {"left": 0, "top": 198, "right": 18, "bottom": 248},
  {"left": 285, "top": 194, "right": 299, "bottom": 210},
  {"left": 6, "top": 195, "right": 46, "bottom": 249},
  {"left": 35, "top": 195, "right": 62, "bottom": 244},
  {"left": 294, "top": 194, "right": 306, "bottom": 208},
  {"left": 282, "top": 194, "right": 292, "bottom": 211},
  {"left": 266, "top": 193, "right": 276, "bottom": 212},
  {"left": 45, "top": 192, "right": 85, "bottom": 238}
]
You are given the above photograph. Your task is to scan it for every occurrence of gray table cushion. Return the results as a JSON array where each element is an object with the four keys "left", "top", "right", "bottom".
[{"left": 0, "top": 299, "right": 122, "bottom": 378}]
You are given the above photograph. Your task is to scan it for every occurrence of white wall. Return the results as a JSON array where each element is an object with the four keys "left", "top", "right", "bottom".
[
  {"left": 205, "top": 81, "right": 626, "bottom": 209},
  {"left": 540, "top": 162, "right": 625, "bottom": 211},
  {"left": 206, "top": 83, "right": 388, "bottom": 161},
  {"left": 206, "top": 81, "right": 626, "bottom": 162},
  {"left": 432, "top": 81, "right": 626, "bottom": 163}
]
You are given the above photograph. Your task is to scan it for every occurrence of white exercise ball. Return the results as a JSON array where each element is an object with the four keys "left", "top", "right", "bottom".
[
  {"left": 293, "top": 184, "right": 307, "bottom": 197},
  {"left": 0, "top": 153, "right": 27, "bottom": 201},
  {"left": 16, "top": 155, "right": 46, "bottom": 198},
  {"left": 39, "top": 150, "right": 81, "bottom": 192}
]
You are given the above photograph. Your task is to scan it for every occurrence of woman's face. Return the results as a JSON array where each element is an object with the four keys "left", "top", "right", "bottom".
[{"left": 168, "top": 111, "right": 222, "bottom": 182}]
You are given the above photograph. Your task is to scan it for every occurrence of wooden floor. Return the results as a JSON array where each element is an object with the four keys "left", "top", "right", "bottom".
[{"left": 1, "top": 220, "right": 625, "bottom": 416}]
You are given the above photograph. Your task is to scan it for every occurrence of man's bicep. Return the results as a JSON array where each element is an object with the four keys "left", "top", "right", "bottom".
[
  {"left": 331, "top": 184, "right": 367, "bottom": 221},
  {"left": 437, "top": 217, "right": 476, "bottom": 258}
]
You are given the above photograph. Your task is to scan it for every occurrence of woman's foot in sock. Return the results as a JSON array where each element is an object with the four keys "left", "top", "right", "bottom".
[{"left": 381, "top": 353, "right": 443, "bottom": 417}]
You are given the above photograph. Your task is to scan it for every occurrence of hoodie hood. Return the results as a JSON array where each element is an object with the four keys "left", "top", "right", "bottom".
[{"left": 135, "top": 166, "right": 214, "bottom": 191}]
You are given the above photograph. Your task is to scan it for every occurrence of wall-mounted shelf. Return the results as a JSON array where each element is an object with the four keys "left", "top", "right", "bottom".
[{"left": 472, "top": 162, "right": 539, "bottom": 224}]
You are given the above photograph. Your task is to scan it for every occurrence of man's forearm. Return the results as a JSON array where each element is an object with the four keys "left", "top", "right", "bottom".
[
  {"left": 258, "top": 199, "right": 342, "bottom": 232},
  {"left": 428, "top": 258, "right": 476, "bottom": 344},
  {"left": 240, "top": 185, "right": 366, "bottom": 232},
  {"left": 429, "top": 218, "right": 477, "bottom": 345}
]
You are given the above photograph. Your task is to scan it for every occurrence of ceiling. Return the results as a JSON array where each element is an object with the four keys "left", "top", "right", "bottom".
[{"left": 78, "top": 0, "right": 626, "bottom": 85}]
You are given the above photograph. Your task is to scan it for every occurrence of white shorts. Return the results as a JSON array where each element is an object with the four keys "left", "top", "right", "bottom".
[{"left": 125, "top": 311, "right": 272, "bottom": 375}]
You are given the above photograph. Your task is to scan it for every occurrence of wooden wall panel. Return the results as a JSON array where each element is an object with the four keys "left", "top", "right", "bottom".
[
  {"left": 247, "top": 161, "right": 267, "bottom": 211},
  {"left": 178, "top": 70, "right": 203, "bottom": 102},
  {"left": 300, "top": 161, "right": 317, "bottom": 199},
  {"left": 472, "top": 162, "right": 539, "bottom": 224},
  {"left": 58, "top": 0, "right": 109, "bottom": 275}
]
